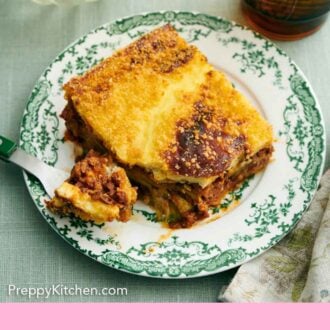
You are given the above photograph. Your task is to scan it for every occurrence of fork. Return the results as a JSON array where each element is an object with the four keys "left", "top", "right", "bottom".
[{"left": 0, "top": 135, "right": 69, "bottom": 198}]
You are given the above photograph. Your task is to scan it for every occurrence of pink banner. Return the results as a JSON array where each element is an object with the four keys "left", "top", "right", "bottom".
[{"left": 0, "top": 303, "right": 326, "bottom": 329}]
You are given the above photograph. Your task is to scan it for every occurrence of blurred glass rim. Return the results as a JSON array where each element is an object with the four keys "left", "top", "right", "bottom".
[
  {"left": 243, "top": 0, "right": 330, "bottom": 21},
  {"left": 32, "top": 0, "right": 99, "bottom": 6}
]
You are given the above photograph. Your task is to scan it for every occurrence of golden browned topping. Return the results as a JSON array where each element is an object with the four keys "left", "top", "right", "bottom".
[
  {"left": 64, "top": 24, "right": 198, "bottom": 100},
  {"left": 164, "top": 100, "right": 246, "bottom": 177},
  {"left": 63, "top": 24, "right": 273, "bottom": 187},
  {"left": 61, "top": 101, "right": 106, "bottom": 154}
]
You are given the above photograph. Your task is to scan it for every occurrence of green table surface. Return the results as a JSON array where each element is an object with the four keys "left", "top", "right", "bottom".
[{"left": 1, "top": 0, "right": 329, "bottom": 302}]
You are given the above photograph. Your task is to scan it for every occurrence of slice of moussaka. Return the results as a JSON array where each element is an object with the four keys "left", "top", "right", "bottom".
[
  {"left": 47, "top": 151, "right": 137, "bottom": 223},
  {"left": 60, "top": 24, "right": 274, "bottom": 228}
]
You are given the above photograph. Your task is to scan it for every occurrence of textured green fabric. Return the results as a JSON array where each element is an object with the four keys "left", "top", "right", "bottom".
[{"left": 0, "top": 0, "right": 329, "bottom": 302}]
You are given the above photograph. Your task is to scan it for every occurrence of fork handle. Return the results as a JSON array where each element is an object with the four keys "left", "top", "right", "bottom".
[{"left": 0, "top": 135, "right": 17, "bottom": 160}]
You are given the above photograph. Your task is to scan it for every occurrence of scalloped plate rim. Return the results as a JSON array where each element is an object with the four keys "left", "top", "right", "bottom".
[{"left": 19, "top": 11, "right": 326, "bottom": 278}]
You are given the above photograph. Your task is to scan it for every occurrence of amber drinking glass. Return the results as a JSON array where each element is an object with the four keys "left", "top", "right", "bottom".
[{"left": 242, "top": 0, "right": 330, "bottom": 40}]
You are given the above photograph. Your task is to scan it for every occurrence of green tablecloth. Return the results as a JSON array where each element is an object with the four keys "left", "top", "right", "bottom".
[{"left": 1, "top": 0, "right": 329, "bottom": 302}]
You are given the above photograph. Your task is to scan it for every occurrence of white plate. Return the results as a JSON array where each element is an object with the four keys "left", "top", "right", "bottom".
[{"left": 19, "top": 11, "right": 325, "bottom": 278}]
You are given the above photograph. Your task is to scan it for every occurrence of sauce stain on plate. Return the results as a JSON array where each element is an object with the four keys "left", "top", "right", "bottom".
[{"left": 157, "top": 229, "right": 174, "bottom": 244}]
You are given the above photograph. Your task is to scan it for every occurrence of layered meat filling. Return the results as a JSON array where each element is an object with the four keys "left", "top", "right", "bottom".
[
  {"left": 127, "top": 146, "right": 272, "bottom": 228},
  {"left": 61, "top": 102, "right": 273, "bottom": 227},
  {"left": 47, "top": 150, "right": 137, "bottom": 222}
]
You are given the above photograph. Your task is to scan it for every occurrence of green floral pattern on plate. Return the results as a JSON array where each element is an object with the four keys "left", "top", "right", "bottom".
[
  {"left": 101, "top": 236, "right": 246, "bottom": 277},
  {"left": 19, "top": 12, "right": 325, "bottom": 278}
]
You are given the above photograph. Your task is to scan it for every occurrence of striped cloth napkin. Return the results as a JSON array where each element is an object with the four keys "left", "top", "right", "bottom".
[{"left": 219, "top": 170, "right": 330, "bottom": 302}]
